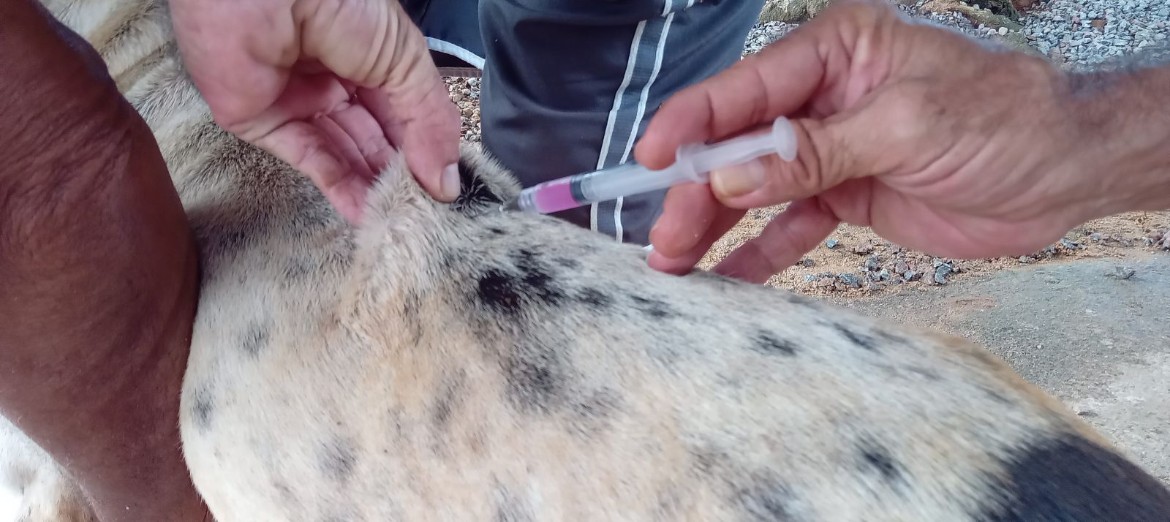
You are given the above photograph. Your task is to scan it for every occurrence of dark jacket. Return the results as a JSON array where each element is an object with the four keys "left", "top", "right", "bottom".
[{"left": 401, "top": 0, "right": 485, "bottom": 76}]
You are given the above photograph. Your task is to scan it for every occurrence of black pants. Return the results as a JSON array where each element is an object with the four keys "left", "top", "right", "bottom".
[{"left": 409, "top": 0, "right": 766, "bottom": 246}]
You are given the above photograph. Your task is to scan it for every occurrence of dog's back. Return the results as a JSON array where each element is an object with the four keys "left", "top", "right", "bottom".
[{"left": 4, "top": 0, "right": 1170, "bottom": 520}]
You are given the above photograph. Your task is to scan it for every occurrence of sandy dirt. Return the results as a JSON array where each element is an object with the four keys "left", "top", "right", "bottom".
[{"left": 697, "top": 205, "right": 1170, "bottom": 297}]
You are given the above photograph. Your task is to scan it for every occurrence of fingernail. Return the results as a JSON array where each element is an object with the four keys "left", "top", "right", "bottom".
[
  {"left": 710, "top": 159, "right": 766, "bottom": 199},
  {"left": 441, "top": 163, "right": 461, "bottom": 201}
]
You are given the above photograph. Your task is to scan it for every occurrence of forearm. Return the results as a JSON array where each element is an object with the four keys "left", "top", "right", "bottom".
[
  {"left": 0, "top": 1, "right": 206, "bottom": 520},
  {"left": 1062, "top": 53, "right": 1170, "bottom": 218}
]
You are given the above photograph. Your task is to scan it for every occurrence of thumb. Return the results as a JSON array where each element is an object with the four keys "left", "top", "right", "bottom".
[{"left": 295, "top": 0, "right": 461, "bottom": 201}]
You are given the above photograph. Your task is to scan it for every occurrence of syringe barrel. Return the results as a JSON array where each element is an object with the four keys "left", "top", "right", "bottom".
[
  {"left": 510, "top": 117, "right": 796, "bottom": 214},
  {"left": 513, "top": 163, "right": 683, "bottom": 213},
  {"left": 576, "top": 162, "right": 688, "bottom": 202},
  {"left": 676, "top": 116, "right": 797, "bottom": 181}
]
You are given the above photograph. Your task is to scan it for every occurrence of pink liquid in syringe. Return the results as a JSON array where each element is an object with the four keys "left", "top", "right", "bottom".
[{"left": 531, "top": 179, "right": 581, "bottom": 213}]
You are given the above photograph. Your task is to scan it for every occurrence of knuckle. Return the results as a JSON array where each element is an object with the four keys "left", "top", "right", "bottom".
[
  {"left": 787, "top": 158, "right": 825, "bottom": 196},
  {"left": 784, "top": 121, "right": 828, "bottom": 195}
]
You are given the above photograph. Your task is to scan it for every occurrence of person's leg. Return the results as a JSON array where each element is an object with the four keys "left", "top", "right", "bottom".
[
  {"left": 401, "top": 0, "right": 487, "bottom": 77},
  {"left": 478, "top": 0, "right": 767, "bottom": 246}
]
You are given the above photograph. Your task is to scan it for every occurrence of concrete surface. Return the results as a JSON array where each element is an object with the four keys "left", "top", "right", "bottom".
[{"left": 827, "top": 254, "right": 1170, "bottom": 485}]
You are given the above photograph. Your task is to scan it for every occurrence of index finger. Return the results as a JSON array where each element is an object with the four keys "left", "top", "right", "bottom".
[{"left": 633, "top": 16, "right": 830, "bottom": 170}]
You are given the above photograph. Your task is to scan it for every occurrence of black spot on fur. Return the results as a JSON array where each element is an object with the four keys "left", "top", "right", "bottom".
[
  {"left": 240, "top": 321, "right": 270, "bottom": 357},
  {"left": 568, "top": 389, "right": 621, "bottom": 437},
  {"left": 858, "top": 440, "right": 905, "bottom": 486},
  {"left": 288, "top": 202, "right": 334, "bottom": 234},
  {"left": 979, "top": 384, "right": 1014, "bottom": 405},
  {"left": 400, "top": 290, "right": 421, "bottom": 319},
  {"left": 511, "top": 249, "right": 564, "bottom": 304},
  {"left": 169, "top": 122, "right": 230, "bottom": 181},
  {"left": 450, "top": 156, "right": 503, "bottom": 212},
  {"left": 438, "top": 249, "right": 460, "bottom": 273},
  {"left": 831, "top": 322, "right": 878, "bottom": 352},
  {"left": 575, "top": 287, "right": 613, "bottom": 309},
  {"left": 752, "top": 330, "right": 797, "bottom": 357},
  {"left": 630, "top": 295, "right": 676, "bottom": 319},
  {"left": 477, "top": 269, "right": 525, "bottom": 314},
  {"left": 655, "top": 488, "right": 685, "bottom": 518},
  {"left": 335, "top": 234, "right": 357, "bottom": 267},
  {"left": 488, "top": 226, "right": 507, "bottom": 236},
  {"left": 783, "top": 291, "right": 817, "bottom": 307},
  {"left": 318, "top": 436, "right": 357, "bottom": 483},
  {"left": 190, "top": 214, "right": 252, "bottom": 264},
  {"left": 503, "top": 342, "right": 566, "bottom": 414},
  {"left": 320, "top": 509, "right": 364, "bottom": 522},
  {"left": 554, "top": 257, "right": 581, "bottom": 269},
  {"left": 283, "top": 256, "right": 314, "bottom": 281},
  {"left": 495, "top": 503, "right": 533, "bottom": 522},
  {"left": 688, "top": 446, "right": 725, "bottom": 477},
  {"left": 190, "top": 384, "right": 214, "bottom": 434},
  {"left": 430, "top": 371, "right": 465, "bottom": 430},
  {"left": 399, "top": 291, "right": 425, "bottom": 345},
  {"left": 572, "top": 393, "right": 615, "bottom": 422},
  {"left": 184, "top": 142, "right": 295, "bottom": 262},
  {"left": 278, "top": 236, "right": 354, "bottom": 288},
  {"left": 282, "top": 175, "right": 340, "bottom": 235},
  {"left": 476, "top": 250, "right": 565, "bottom": 314},
  {"left": 687, "top": 446, "right": 800, "bottom": 520},
  {"left": 735, "top": 476, "right": 798, "bottom": 521},
  {"left": 504, "top": 357, "right": 560, "bottom": 412},
  {"left": 880, "top": 330, "right": 909, "bottom": 345},
  {"left": 978, "top": 433, "right": 1170, "bottom": 521},
  {"left": 273, "top": 480, "right": 295, "bottom": 504},
  {"left": 494, "top": 487, "right": 535, "bottom": 522}
]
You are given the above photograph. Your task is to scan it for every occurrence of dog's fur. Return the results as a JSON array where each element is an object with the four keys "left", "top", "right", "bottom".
[
  {"left": 0, "top": 418, "right": 95, "bottom": 522},
  {"left": 3, "top": 0, "right": 1170, "bottom": 520}
]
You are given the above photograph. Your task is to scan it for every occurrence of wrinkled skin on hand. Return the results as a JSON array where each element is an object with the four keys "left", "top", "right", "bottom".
[
  {"left": 171, "top": 0, "right": 462, "bottom": 224},
  {"left": 636, "top": 0, "right": 1102, "bottom": 284}
]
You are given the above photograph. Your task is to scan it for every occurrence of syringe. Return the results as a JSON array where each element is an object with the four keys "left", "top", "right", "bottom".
[{"left": 502, "top": 116, "right": 797, "bottom": 214}]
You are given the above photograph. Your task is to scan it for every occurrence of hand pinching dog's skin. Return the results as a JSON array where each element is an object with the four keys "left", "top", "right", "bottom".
[{"left": 3, "top": 0, "right": 1170, "bottom": 520}]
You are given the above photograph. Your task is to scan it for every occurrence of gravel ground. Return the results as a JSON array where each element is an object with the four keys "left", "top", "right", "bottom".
[
  {"left": 746, "top": 0, "right": 1170, "bottom": 67},
  {"left": 443, "top": 0, "right": 1170, "bottom": 296},
  {"left": 1021, "top": 0, "right": 1170, "bottom": 68}
]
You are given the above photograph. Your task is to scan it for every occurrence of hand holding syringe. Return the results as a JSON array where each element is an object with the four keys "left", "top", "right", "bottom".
[{"left": 502, "top": 116, "right": 798, "bottom": 214}]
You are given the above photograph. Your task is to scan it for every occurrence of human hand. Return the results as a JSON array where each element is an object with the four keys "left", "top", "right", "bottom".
[
  {"left": 634, "top": 0, "right": 1105, "bottom": 284},
  {"left": 170, "top": 0, "right": 461, "bottom": 224}
]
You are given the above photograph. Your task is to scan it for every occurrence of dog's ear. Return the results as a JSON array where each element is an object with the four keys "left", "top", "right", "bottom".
[{"left": 448, "top": 143, "right": 522, "bottom": 216}]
